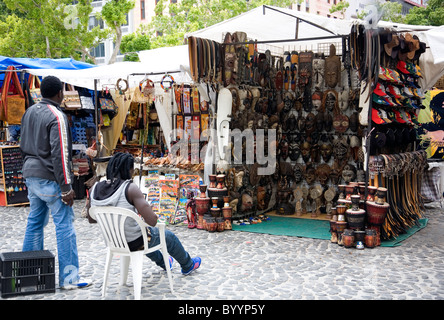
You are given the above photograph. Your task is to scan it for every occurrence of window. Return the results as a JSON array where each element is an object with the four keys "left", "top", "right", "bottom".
[
  {"left": 122, "top": 13, "right": 129, "bottom": 26},
  {"left": 141, "top": 0, "right": 145, "bottom": 20},
  {"left": 90, "top": 43, "right": 105, "bottom": 58},
  {"left": 88, "top": 16, "right": 104, "bottom": 30}
]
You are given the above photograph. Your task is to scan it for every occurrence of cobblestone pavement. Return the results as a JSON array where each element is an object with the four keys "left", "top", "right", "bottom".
[{"left": 1, "top": 200, "right": 444, "bottom": 301}]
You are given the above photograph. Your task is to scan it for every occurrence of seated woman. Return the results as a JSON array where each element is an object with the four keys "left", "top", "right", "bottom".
[{"left": 87, "top": 152, "right": 201, "bottom": 275}]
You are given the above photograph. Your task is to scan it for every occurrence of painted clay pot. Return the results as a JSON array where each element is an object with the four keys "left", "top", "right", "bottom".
[
  {"left": 346, "top": 205, "right": 366, "bottom": 230},
  {"left": 330, "top": 220, "right": 338, "bottom": 243},
  {"left": 359, "top": 185, "right": 366, "bottom": 200},
  {"left": 223, "top": 196, "right": 230, "bottom": 207},
  {"left": 367, "top": 186, "right": 377, "bottom": 202},
  {"left": 336, "top": 205, "right": 347, "bottom": 215},
  {"left": 222, "top": 207, "right": 232, "bottom": 230},
  {"left": 206, "top": 216, "right": 217, "bottom": 232},
  {"left": 336, "top": 221, "right": 347, "bottom": 246},
  {"left": 350, "top": 195, "right": 361, "bottom": 210},
  {"left": 345, "top": 185, "right": 355, "bottom": 200},
  {"left": 365, "top": 229, "right": 377, "bottom": 248},
  {"left": 216, "top": 217, "right": 225, "bottom": 232},
  {"left": 366, "top": 201, "right": 389, "bottom": 226},
  {"left": 216, "top": 174, "right": 226, "bottom": 189},
  {"left": 354, "top": 230, "right": 366, "bottom": 242},
  {"left": 335, "top": 221, "right": 347, "bottom": 233},
  {"left": 199, "top": 185, "right": 208, "bottom": 198},
  {"left": 209, "top": 175, "right": 217, "bottom": 188},
  {"left": 195, "top": 197, "right": 210, "bottom": 229},
  {"left": 342, "top": 229, "right": 355, "bottom": 248},
  {"left": 376, "top": 187, "right": 387, "bottom": 205},
  {"left": 207, "top": 188, "right": 228, "bottom": 207},
  {"left": 195, "top": 197, "right": 210, "bottom": 214}
]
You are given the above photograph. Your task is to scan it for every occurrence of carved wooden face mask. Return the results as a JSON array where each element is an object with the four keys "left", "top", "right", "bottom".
[
  {"left": 297, "top": 113, "right": 306, "bottom": 132},
  {"left": 288, "top": 142, "right": 300, "bottom": 161},
  {"left": 329, "top": 168, "right": 341, "bottom": 185},
  {"left": 324, "top": 44, "right": 341, "bottom": 88},
  {"left": 333, "top": 137, "right": 349, "bottom": 161},
  {"left": 333, "top": 113, "right": 349, "bottom": 134},
  {"left": 304, "top": 164, "right": 316, "bottom": 185},
  {"left": 323, "top": 90, "right": 338, "bottom": 112},
  {"left": 341, "top": 164, "right": 357, "bottom": 184},
  {"left": 316, "top": 112, "right": 324, "bottom": 132},
  {"left": 286, "top": 113, "right": 297, "bottom": 132},
  {"left": 339, "top": 90, "right": 349, "bottom": 112},
  {"left": 305, "top": 112, "right": 316, "bottom": 135},
  {"left": 320, "top": 143, "right": 333, "bottom": 162},
  {"left": 279, "top": 138, "right": 289, "bottom": 160},
  {"left": 301, "top": 141, "right": 311, "bottom": 163},
  {"left": 293, "top": 163, "right": 304, "bottom": 184},
  {"left": 312, "top": 91, "right": 322, "bottom": 111}
]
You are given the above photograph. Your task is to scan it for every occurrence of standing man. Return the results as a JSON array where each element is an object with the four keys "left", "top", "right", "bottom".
[{"left": 20, "top": 76, "right": 90, "bottom": 289}]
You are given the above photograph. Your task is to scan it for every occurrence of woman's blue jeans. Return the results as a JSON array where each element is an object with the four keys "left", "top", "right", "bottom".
[
  {"left": 146, "top": 226, "right": 194, "bottom": 271},
  {"left": 22, "top": 178, "right": 79, "bottom": 287}
]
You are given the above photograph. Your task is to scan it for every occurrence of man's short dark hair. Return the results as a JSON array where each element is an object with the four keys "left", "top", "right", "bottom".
[{"left": 40, "top": 76, "right": 63, "bottom": 98}]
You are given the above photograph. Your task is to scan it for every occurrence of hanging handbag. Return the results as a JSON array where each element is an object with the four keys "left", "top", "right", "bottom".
[
  {"left": 62, "top": 83, "right": 82, "bottom": 110},
  {"left": 99, "top": 97, "right": 117, "bottom": 112},
  {"left": 28, "top": 74, "right": 42, "bottom": 105},
  {"left": 0, "top": 66, "right": 26, "bottom": 125}
]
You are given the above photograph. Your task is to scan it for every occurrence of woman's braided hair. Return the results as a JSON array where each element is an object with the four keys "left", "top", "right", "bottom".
[{"left": 106, "top": 152, "right": 134, "bottom": 182}]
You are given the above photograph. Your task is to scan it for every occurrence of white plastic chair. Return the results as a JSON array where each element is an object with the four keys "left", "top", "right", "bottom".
[{"left": 89, "top": 206, "right": 174, "bottom": 300}]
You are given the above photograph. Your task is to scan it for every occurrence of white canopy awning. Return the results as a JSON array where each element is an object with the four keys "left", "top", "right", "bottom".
[{"left": 26, "top": 45, "right": 192, "bottom": 90}]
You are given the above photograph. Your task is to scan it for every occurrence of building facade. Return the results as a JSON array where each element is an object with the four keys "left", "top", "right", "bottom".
[{"left": 89, "top": 0, "right": 135, "bottom": 65}]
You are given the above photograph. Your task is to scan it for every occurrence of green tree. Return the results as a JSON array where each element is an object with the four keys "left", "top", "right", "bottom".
[
  {"left": 144, "top": 0, "right": 296, "bottom": 49},
  {"left": 100, "top": 0, "right": 135, "bottom": 64},
  {"left": 0, "top": 0, "right": 107, "bottom": 62},
  {"left": 330, "top": 1, "right": 349, "bottom": 19},
  {"left": 120, "top": 31, "right": 151, "bottom": 61},
  {"left": 404, "top": 0, "right": 444, "bottom": 26}
]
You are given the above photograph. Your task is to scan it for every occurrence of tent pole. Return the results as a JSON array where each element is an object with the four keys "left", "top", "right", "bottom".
[
  {"left": 224, "top": 34, "right": 346, "bottom": 47},
  {"left": 262, "top": 5, "right": 337, "bottom": 35},
  {"left": 94, "top": 79, "right": 100, "bottom": 156}
]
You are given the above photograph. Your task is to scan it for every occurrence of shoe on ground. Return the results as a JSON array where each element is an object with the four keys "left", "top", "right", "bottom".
[
  {"left": 168, "top": 256, "right": 174, "bottom": 271},
  {"left": 60, "top": 279, "right": 92, "bottom": 290},
  {"left": 182, "top": 257, "right": 201, "bottom": 275}
]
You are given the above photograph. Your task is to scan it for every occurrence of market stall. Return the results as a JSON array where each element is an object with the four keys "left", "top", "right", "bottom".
[
  {"left": 175, "top": 5, "right": 444, "bottom": 247},
  {"left": 0, "top": 57, "right": 96, "bottom": 205}
]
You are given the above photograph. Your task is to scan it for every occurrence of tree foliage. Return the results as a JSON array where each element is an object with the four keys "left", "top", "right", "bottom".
[
  {"left": 120, "top": 31, "right": 151, "bottom": 61},
  {"left": 144, "top": 0, "right": 296, "bottom": 49},
  {"left": 404, "top": 0, "right": 444, "bottom": 26},
  {"left": 0, "top": 0, "right": 108, "bottom": 62},
  {"left": 101, "top": 0, "right": 135, "bottom": 64}
]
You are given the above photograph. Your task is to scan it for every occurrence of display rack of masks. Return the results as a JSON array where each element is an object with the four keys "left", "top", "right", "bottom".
[{"left": 201, "top": 31, "right": 366, "bottom": 219}]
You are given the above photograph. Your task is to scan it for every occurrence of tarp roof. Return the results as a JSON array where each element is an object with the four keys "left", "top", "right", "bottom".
[
  {"left": 186, "top": 5, "right": 444, "bottom": 90},
  {"left": 26, "top": 45, "right": 192, "bottom": 90},
  {"left": 186, "top": 5, "right": 353, "bottom": 55},
  {"left": 0, "top": 55, "right": 95, "bottom": 71}
]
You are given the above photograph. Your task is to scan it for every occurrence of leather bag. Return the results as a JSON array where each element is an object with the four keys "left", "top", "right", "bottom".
[{"left": 0, "top": 66, "right": 26, "bottom": 124}]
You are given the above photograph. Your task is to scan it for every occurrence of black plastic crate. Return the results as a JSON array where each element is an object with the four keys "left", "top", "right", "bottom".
[{"left": 0, "top": 250, "right": 55, "bottom": 298}]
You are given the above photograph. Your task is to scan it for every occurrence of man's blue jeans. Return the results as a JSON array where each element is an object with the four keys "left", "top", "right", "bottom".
[
  {"left": 22, "top": 178, "right": 80, "bottom": 287},
  {"left": 146, "top": 226, "right": 194, "bottom": 271}
]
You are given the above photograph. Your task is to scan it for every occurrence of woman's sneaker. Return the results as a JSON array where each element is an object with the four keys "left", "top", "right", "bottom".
[{"left": 181, "top": 257, "right": 201, "bottom": 275}]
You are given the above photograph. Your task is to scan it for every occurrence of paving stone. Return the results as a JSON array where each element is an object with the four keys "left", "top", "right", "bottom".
[{"left": 1, "top": 201, "right": 444, "bottom": 300}]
